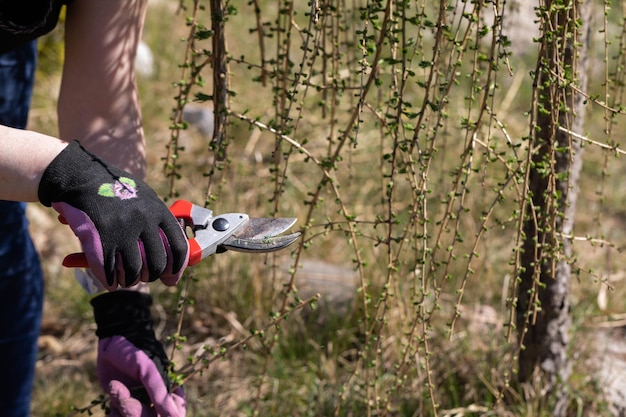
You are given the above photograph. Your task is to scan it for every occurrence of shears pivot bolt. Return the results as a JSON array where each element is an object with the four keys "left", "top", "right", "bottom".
[{"left": 212, "top": 217, "right": 230, "bottom": 232}]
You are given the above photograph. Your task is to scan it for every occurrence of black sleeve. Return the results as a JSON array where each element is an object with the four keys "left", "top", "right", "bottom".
[{"left": 0, "top": 0, "right": 65, "bottom": 54}]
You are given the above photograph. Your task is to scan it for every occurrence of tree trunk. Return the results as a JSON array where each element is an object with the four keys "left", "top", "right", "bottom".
[{"left": 516, "top": 0, "right": 591, "bottom": 415}]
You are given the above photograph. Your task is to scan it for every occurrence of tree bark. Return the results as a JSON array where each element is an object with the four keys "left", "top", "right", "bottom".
[
  {"left": 516, "top": 1, "right": 591, "bottom": 415},
  {"left": 210, "top": 0, "right": 229, "bottom": 161}
]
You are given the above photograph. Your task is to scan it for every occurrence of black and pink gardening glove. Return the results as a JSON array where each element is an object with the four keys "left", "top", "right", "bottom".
[
  {"left": 92, "top": 291, "right": 186, "bottom": 417},
  {"left": 38, "top": 141, "right": 189, "bottom": 290}
]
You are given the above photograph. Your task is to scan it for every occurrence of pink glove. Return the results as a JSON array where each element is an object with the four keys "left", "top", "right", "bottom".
[
  {"left": 92, "top": 291, "right": 186, "bottom": 417},
  {"left": 100, "top": 338, "right": 186, "bottom": 417},
  {"left": 107, "top": 380, "right": 184, "bottom": 417}
]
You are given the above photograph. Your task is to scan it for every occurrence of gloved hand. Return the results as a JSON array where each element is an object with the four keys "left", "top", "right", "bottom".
[
  {"left": 92, "top": 291, "right": 186, "bottom": 417},
  {"left": 38, "top": 140, "right": 189, "bottom": 290}
]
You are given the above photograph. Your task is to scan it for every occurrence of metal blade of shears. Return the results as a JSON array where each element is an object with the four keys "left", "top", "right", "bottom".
[
  {"left": 234, "top": 217, "right": 298, "bottom": 239},
  {"left": 221, "top": 232, "right": 301, "bottom": 253},
  {"left": 220, "top": 217, "right": 300, "bottom": 253}
]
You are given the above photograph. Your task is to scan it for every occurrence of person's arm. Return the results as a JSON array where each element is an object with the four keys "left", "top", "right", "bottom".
[
  {"left": 0, "top": 126, "right": 67, "bottom": 202},
  {"left": 58, "top": 0, "right": 148, "bottom": 177}
]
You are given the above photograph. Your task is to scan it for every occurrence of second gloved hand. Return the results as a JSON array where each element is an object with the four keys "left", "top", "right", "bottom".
[
  {"left": 38, "top": 141, "right": 189, "bottom": 290},
  {"left": 92, "top": 291, "right": 186, "bottom": 417}
]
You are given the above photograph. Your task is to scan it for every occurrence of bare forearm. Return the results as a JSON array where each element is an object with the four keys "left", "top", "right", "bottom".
[
  {"left": 0, "top": 126, "right": 67, "bottom": 201},
  {"left": 58, "top": 0, "right": 148, "bottom": 178}
]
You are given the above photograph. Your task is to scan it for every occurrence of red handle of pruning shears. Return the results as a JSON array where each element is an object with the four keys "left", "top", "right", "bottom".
[
  {"left": 62, "top": 252, "right": 90, "bottom": 268},
  {"left": 61, "top": 200, "right": 203, "bottom": 268},
  {"left": 168, "top": 199, "right": 204, "bottom": 266}
]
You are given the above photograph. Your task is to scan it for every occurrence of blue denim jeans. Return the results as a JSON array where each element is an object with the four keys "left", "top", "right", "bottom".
[{"left": 0, "top": 40, "right": 44, "bottom": 417}]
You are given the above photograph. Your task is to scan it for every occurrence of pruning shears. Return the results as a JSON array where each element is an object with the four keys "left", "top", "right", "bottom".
[
  {"left": 62, "top": 199, "right": 301, "bottom": 268},
  {"left": 168, "top": 199, "right": 300, "bottom": 265}
]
